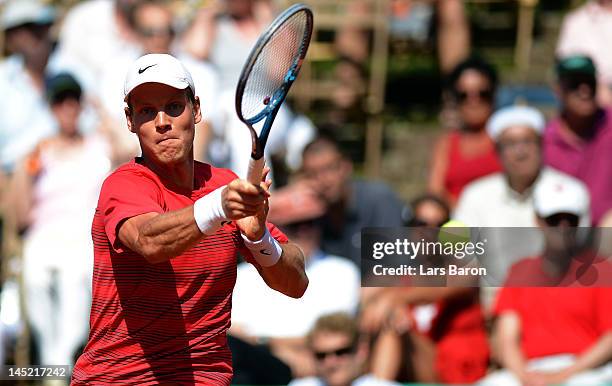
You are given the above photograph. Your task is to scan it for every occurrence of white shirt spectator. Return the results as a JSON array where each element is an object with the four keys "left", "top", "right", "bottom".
[
  {"left": 0, "top": 54, "right": 67, "bottom": 172},
  {"left": 454, "top": 166, "right": 590, "bottom": 227},
  {"left": 232, "top": 251, "right": 360, "bottom": 339},
  {"left": 56, "top": 0, "right": 141, "bottom": 95},
  {"left": 557, "top": 1, "right": 612, "bottom": 102},
  {"left": 208, "top": 88, "right": 315, "bottom": 178}
]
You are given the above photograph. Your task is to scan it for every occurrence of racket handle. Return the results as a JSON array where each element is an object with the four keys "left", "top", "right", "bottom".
[{"left": 247, "top": 157, "right": 265, "bottom": 185}]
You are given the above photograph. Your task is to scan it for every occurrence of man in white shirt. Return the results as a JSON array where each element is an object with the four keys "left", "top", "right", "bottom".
[
  {"left": 231, "top": 182, "right": 360, "bottom": 379},
  {"left": 453, "top": 105, "right": 590, "bottom": 307}
]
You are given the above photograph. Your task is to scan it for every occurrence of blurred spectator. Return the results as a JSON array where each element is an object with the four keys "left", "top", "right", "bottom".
[
  {"left": 0, "top": 0, "right": 59, "bottom": 173},
  {"left": 429, "top": 57, "right": 502, "bottom": 208},
  {"left": 6, "top": 73, "right": 112, "bottom": 366},
  {"left": 299, "top": 132, "right": 408, "bottom": 264},
  {"left": 338, "top": 0, "right": 469, "bottom": 74},
  {"left": 479, "top": 176, "right": 612, "bottom": 386},
  {"left": 289, "top": 313, "right": 402, "bottom": 386},
  {"left": 455, "top": 105, "right": 590, "bottom": 227},
  {"left": 181, "top": 0, "right": 273, "bottom": 90},
  {"left": 232, "top": 182, "right": 360, "bottom": 379},
  {"left": 543, "top": 55, "right": 612, "bottom": 225},
  {"left": 363, "top": 195, "right": 489, "bottom": 384},
  {"left": 407, "top": 194, "right": 450, "bottom": 228},
  {"left": 98, "top": 0, "right": 219, "bottom": 162},
  {"left": 454, "top": 105, "right": 590, "bottom": 311},
  {"left": 557, "top": 0, "right": 612, "bottom": 106},
  {"left": 56, "top": 0, "right": 141, "bottom": 94},
  {"left": 180, "top": 1, "right": 315, "bottom": 178}
]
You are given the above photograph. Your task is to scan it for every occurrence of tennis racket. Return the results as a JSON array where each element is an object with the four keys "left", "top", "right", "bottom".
[{"left": 235, "top": 3, "right": 313, "bottom": 185}]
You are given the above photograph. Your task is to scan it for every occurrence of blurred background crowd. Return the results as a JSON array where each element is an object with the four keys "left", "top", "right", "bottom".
[{"left": 0, "top": 0, "right": 611, "bottom": 385}]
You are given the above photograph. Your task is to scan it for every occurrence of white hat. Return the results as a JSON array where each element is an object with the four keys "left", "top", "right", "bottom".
[
  {"left": 123, "top": 54, "right": 195, "bottom": 101},
  {"left": 486, "top": 105, "right": 545, "bottom": 141},
  {"left": 533, "top": 175, "right": 590, "bottom": 218},
  {"left": 1, "top": 0, "right": 55, "bottom": 30}
]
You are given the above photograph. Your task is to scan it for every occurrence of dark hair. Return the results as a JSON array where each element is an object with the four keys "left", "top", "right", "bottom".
[
  {"left": 411, "top": 193, "right": 450, "bottom": 221},
  {"left": 446, "top": 56, "right": 498, "bottom": 96},
  {"left": 302, "top": 126, "right": 346, "bottom": 161}
]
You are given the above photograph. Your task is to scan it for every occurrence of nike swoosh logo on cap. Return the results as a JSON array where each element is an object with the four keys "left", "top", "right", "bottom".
[
  {"left": 138, "top": 64, "right": 157, "bottom": 74},
  {"left": 260, "top": 249, "right": 271, "bottom": 255}
]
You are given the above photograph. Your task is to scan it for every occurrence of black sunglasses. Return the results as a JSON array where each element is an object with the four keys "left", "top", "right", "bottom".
[
  {"left": 313, "top": 345, "right": 355, "bottom": 361},
  {"left": 454, "top": 89, "right": 493, "bottom": 103},
  {"left": 561, "top": 76, "right": 596, "bottom": 93},
  {"left": 138, "top": 26, "right": 174, "bottom": 38},
  {"left": 544, "top": 213, "right": 580, "bottom": 227}
]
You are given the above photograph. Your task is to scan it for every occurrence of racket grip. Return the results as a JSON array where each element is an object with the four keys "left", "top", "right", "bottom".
[{"left": 246, "top": 157, "right": 265, "bottom": 185}]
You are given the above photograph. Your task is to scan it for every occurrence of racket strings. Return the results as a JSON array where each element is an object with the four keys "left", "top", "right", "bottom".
[{"left": 241, "top": 11, "right": 309, "bottom": 121}]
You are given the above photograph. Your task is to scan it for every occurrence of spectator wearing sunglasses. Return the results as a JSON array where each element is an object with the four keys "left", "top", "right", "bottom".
[
  {"left": 455, "top": 105, "right": 590, "bottom": 228},
  {"left": 479, "top": 176, "right": 612, "bottom": 386},
  {"left": 363, "top": 193, "right": 489, "bottom": 385},
  {"left": 407, "top": 194, "right": 450, "bottom": 227},
  {"left": 289, "top": 313, "right": 401, "bottom": 386},
  {"left": 428, "top": 56, "right": 502, "bottom": 208},
  {"left": 231, "top": 182, "right": 360, "bottom": 380},
  {"left": 454, "top": 105, "right": 590, "bottom": 314},
  {"left": 543, "top": 55, "right": 612, "bottom": 225}
]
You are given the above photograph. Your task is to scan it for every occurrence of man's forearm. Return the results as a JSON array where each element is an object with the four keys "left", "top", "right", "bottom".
[
  {"left": 258, "top": 243, "right": 308, "bottom": 298},
  {"left": 564, "top": 332, "right": 612, "bottom": 377},
  {"left": 121, "top": 206, "right": 206, "bottom": 264}
]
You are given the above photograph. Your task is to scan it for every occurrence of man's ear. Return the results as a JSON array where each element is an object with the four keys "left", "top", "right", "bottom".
[
  {"left": 125, "top": 106, "right": 136, "bottom": 133},
  {"left": 193, "top": 96, "right": 202, "bottom": 124}
]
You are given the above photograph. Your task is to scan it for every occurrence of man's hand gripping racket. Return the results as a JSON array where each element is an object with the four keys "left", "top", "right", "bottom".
[{"left": 235, "top": 3, "right": 314, "bottom": 185}]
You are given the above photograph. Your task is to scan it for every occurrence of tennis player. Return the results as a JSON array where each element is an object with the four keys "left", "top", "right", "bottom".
[{"left": 71, "top": 54, "right": 308, "bottom": 385}]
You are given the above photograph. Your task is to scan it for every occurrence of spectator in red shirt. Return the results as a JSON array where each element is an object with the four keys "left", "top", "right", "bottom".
[
  {"left": 480, "top": 175, "right": 612, "bottom": 386},
  {"left": 429, "top": 56, "right": 502, "bottom": 208},
  {"left": 363, "top": 194, "right": 489, "bottom": 384},
  {"left": 71, "top": 54, "right": 308, "bottom": 385}
]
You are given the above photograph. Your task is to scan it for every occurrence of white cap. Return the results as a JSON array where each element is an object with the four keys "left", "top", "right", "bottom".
[
  {"left": 123, "top": 54, "right": 195, "bottom": 101},
  {"left": 486, "top": 105, "right": 545, "bottom": 141},
  {"left": 533, "top": 175, "right": 590, "bottom": 218},
  {"left": 1, "top": 0, "right": 55, "bottom": 30}
]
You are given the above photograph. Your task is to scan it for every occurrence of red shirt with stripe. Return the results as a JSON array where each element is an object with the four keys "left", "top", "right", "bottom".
[{"left": 72, "top": 159, "right": 287, "bottom": 385}]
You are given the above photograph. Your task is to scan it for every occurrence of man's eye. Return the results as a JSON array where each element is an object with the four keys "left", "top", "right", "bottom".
[
  {"left": 167, "top": 102, "right": 185, "bottom": 116},
  {"left": 139, "top": 107, "right": 156, "bottom": 117}
]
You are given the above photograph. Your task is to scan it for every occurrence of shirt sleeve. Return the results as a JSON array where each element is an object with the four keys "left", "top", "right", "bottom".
[
  {"left": 98, "top": 170, "right": 164, "bottom": 253},
  {"left": 493, "top": 287, "right": 522, "bottom": 317}
]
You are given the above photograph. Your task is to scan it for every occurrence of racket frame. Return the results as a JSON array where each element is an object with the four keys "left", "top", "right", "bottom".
[{"left": 235, "top": 3, "right": 313, "bottom": 183}]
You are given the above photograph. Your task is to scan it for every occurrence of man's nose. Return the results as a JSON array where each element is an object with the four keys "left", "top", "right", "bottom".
[{"left": 155, "top": 111, "right": 171, "bottom": 132}]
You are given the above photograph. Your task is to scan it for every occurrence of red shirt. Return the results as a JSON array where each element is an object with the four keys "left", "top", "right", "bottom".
[
  {"left": 445, "top": 130, "right": 502, "bottom": 201},
  {"left": 410, "top": 289, "right": 489, "bottom": 383},
  {"left": 494, "top": 257, "right": 612, "bottom": 359},
  {"left": 72, "top": 160, "right": 287, "bottom": 385}
]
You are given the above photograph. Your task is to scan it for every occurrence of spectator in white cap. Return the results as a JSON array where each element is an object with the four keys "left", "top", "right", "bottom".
[
  {"left": 455, "top": 104, "right": 589, "bottom": 228},
  {"left": 453, "top": 104, "right": 589, "bottom": 313},
  {"left": 72, "top": 53, "right": 308, "bottom": 385},
  {"left": 481, "top": 176, "right": 612, "bottom": 386}
]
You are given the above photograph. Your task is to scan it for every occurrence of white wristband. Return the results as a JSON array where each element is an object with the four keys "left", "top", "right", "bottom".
[
  {"left": 241, "top": 228, "right": 283, "bottom": 267},
  {"left": 193, "top": 187, "right": 227, "bottom": 235}
]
